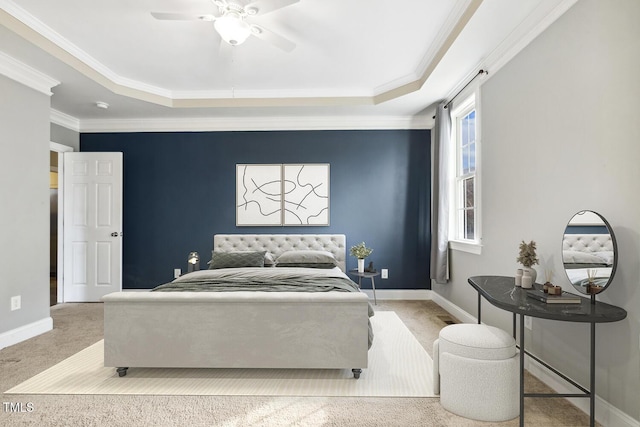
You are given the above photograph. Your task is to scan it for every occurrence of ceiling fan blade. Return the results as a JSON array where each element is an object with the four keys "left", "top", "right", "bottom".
[
  {"left": 250, "top": 25, "right": 295, "bottom": 52},
  {"left": 151, "top": 12, "right": 216, "bottom": 21},
  {"left": 244, "top": 0, "right": 299, "bottom": 16}
]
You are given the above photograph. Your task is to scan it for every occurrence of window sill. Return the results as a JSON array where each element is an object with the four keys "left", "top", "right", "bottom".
[{"left": 449, "top": 240, "right": 482, "bottom": 255}]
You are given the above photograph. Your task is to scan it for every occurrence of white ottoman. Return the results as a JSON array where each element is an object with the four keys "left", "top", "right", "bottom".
[{"left": 433, "top": 323, "right": 519, "bottom": 422}]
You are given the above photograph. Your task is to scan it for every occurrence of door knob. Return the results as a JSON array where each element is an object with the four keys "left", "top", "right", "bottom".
[{"left": 111, "top": 232, "right": 119, "bottom": 237}]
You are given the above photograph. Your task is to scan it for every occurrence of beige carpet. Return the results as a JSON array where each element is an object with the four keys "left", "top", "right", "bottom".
[{"left": 6, "top": 311, "right": 434, "bottom": 397}]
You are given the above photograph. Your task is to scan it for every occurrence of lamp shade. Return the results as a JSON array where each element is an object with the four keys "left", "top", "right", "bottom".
[
  {"left": 214, "top": 13, "right": 251, "bottom": 45},
  {"left": 187, "top": 251, "right": 200, "bottom": 272}
]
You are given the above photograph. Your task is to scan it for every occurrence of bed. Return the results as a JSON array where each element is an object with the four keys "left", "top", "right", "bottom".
[{"left": 102, "top": 234, "right": 372, "bottom": 379}]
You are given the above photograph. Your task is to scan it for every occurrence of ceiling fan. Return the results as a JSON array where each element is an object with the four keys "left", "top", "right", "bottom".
[{"left": 151, "top": 0, "right": 299, "bottom": 52}]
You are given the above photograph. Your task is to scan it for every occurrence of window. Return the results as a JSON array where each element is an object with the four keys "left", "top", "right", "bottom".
[{"left": 450, "top": 94, "right": 481, "bottom": 253}]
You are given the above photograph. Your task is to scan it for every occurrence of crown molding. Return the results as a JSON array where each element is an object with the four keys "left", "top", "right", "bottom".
[
  {"left": 50, "top": 109, "right": 80, "bottom": 131},
  {"left": 374, "top": 0, "right": 480, "bottom": 96},
  {"left": 373, "top": 0, "right": 483, "bottom": 104},
  {"left": 79, "top": 114, "right": 431, "bottom": 133},
  {"left": 0, "top": 0, "right": 473, "bottom": 109},
  {"left": 480, "top": 0, "right": 579, "bottom": 82},
  {"left": 438, "top": 0, "right": 578, "bottom": 108},
  {"left": 0, "top": 50, "right": 59, "bottom": 95}
]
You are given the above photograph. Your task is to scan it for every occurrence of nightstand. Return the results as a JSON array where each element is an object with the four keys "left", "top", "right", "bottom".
[{"left": 348, "top": 269, "right": 380, "bottom": 305}]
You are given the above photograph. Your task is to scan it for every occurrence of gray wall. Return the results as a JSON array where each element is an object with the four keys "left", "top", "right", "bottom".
[
  {"left": 433, "top": 0, "right": 639, "bottom": 421},
  {"left": 0, "top": 75, "right": 52, "bottom": 339},
  {"left": 50, "top": 123, "right": 79, "bottom": 151}
]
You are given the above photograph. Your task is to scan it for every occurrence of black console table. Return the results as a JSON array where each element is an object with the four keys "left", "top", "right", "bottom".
[{"left": 468, "top": 276, "right": 627, "bottom": 427}]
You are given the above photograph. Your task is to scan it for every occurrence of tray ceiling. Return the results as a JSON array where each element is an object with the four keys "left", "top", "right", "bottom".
[{"left": 0, "top": 0, "right": 576, "bottom": 130}]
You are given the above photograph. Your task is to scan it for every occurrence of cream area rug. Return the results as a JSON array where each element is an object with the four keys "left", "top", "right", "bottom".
[{"left": 6, "top": 311, "right": 434, "bottom": 397}]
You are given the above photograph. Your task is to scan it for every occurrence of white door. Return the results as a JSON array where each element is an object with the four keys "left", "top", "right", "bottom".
[{"left": 63, "top": 152, "right": 123, "bottom": 302}]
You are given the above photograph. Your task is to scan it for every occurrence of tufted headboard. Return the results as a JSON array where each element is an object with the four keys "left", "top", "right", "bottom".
[
  {"left": 562, "top": 234, "right": 614, "bottom": 268},
  {"left": 562, "top": 234, "right": 613, "bottom": 253},
  {"left": 213, "top": 234, "right": 347, "bottom": 272}
]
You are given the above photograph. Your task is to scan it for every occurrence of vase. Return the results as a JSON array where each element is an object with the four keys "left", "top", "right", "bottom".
[
  {"left": 522, "top": 266, "right": 537, "bottom": 285},
  {"left": 357, "top": 258, "right": 365, "bottom": 273},
  {"left": 521, "top": 269, "right": 533, "bottom": 289},
  {"left": 515, "top": 269, "right": 523, "bottom": 287}
]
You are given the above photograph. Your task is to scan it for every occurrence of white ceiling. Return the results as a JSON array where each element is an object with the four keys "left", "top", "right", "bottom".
[{"left": 0, "top": 0, "right": 576, "bottom": 132}]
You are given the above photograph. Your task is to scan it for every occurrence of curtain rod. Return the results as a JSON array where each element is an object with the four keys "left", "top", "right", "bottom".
[{"left": 433, "top": 69, "right": 488, "bottom": 118}]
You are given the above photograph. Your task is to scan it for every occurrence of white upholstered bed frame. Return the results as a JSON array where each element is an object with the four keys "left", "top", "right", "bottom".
[{"left": 102, "top": 234, "right": 370, "bottom": 378}]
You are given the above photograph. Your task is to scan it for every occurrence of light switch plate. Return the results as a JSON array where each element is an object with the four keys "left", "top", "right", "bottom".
[
  {"left": 174, "top": 269, "right": 181, "bottom": 278},
  {"left": 381, "top": 269, "right": 388, "bottom": 279}
]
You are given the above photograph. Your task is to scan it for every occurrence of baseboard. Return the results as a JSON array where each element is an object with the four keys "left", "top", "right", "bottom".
[
  {"left": 361, "top": 289, "right": 432, "bottom": 300},
  {"left": 526, "top": 359, "right": 639, "bottom": 427},
  {"left": 429, "top": 292, "right": 477, "bottom": 324},
  {"left": 0, "top": 316, "right": 53, "bottom": 350},
  {"left": 432, "top": 292, "right": 639, "bottom": 427}
]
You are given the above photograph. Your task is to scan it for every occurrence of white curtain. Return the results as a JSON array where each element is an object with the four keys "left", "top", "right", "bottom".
[{"left": 430, "top": 102, "right": 451, "bottom": 284}]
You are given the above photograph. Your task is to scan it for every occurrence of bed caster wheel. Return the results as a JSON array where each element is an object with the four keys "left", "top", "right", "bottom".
[
  {"left": 116, "top": 367, "right": 128, "bottom": 377},
  {"left": 352, "top": 369, "right": 362, "bottom": 379}
]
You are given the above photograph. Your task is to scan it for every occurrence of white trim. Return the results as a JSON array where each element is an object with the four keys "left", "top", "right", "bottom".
[
  {"left": 526, "top": 358, "right": 639, "bottom": 427},
  {"left": 480, "top": 0, "right": 579, "bottom": 82},
  {"left": 51, "top": 109, "right": 80, "bottom": 132},
  {"left": 50, "top": 142, "right": 74, "bottom": 305},
  {"left": 429, "top": 291, "right": 477, "bottom": 324},
  {"left": 449, "top": 92, "right": 481, "bottom": 245},
  {"left": 49, "top": 140, "right": 73, "bottom": 153},
  {"left": 360, "top": 289, "right": 432, "bottom": 301},
  {"left": 449, "top": 240, "right": 482, "bottom": 255},
  {"left": 79, "top": 115, "right": 431, "bottom": 133},
  {"left": 0, "top": 51, "right": 59, "bottom": 95},
  {"left": 0, "top": 316, "right": 53, "bottom": 350},
  {"left": 374, "top": 0, "right": 477, "bottom": 95}
]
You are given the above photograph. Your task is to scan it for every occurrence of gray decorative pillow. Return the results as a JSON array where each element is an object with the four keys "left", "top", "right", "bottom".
[
  {"left": 275, "top": 250, "right": 337, "bottom": 268},
  {"left": 209, "top": 251, "right": 266, "bottom": 269},
  {"left": 276, "top": 262, "right": 337, "bottom": 269}
]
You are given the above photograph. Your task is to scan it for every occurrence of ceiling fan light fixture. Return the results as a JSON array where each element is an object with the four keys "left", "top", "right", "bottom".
[{"left": 214, "top": 13, "right": 251, "bottom": 45}]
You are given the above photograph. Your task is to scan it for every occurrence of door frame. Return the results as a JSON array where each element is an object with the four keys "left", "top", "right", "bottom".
[{"left": 50, "top": 141, "right": 74, "bottom": 303}]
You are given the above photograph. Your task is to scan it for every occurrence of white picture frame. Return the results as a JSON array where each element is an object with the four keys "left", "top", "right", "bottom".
[
  {"left": 236, "top": 164, "right": 330, "bottom": 226},
  {"left": 283, "top": 164, "right": 330, "bottom": 226}
]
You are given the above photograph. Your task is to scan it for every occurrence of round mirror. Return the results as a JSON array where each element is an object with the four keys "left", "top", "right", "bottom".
[{"left": 562, "top": 210, "right": 617, "bottom": 295}]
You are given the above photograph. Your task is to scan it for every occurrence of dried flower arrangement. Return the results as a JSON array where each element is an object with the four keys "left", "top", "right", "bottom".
[
  {"left": 517, "top": 240, "right": 539, "bottom": 268},
  {"left": 350, "top": 242, "right": 373, "bottom": 259}
]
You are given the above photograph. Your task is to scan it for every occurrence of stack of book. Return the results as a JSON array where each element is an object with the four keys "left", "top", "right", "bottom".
[{"left": 526, "top": 289, "right": 581, "bottom": 304}]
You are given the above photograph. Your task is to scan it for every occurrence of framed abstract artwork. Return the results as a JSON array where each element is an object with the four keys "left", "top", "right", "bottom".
[
  {"left": 236, "top": 164, "right": 329, "bottom": 226},
  {"left": 236, "top": 164, "right": 283, "bottom": 226},
  {"left": 283, "top": 164, "right": 329, "bottom": 226}
]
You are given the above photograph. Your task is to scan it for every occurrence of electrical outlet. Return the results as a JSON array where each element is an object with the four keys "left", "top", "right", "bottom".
[
  {"left": 381, "top": 269, "right": 388, "bottom": 279},
  {"left": 174, "top": 269, "right": 181, "bottom": 278},
  {"left": 10, "top": 295, "right": 21, "bottom": 311},
  {"left": 524, "top": 316, "right": 532, "bottom": 330}
]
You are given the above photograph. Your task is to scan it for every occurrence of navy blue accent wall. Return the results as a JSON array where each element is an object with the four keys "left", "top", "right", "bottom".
[
  {"left": 564, "top": 225, "right": 610, "bottom": 234},
  {"left": 81, "top": 129, "right": 431, "bottom": 290}
]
